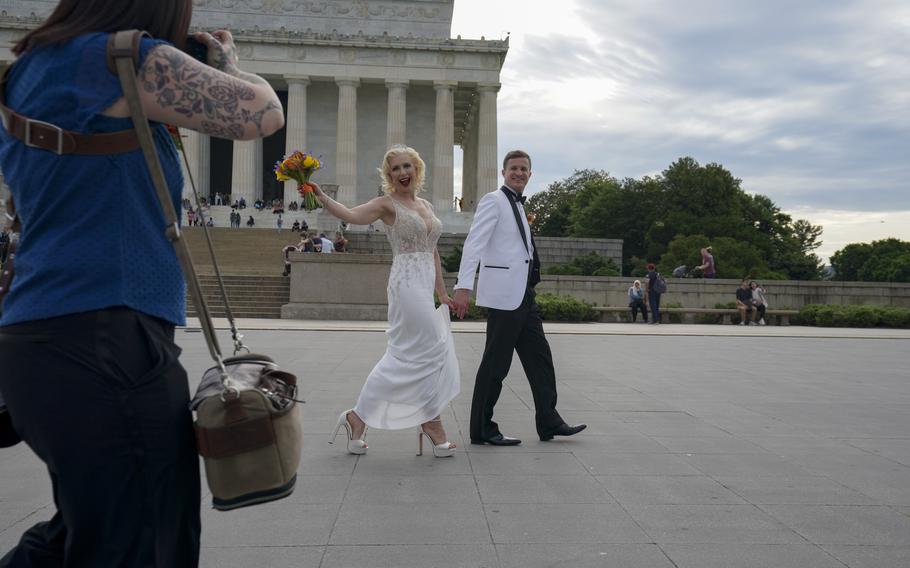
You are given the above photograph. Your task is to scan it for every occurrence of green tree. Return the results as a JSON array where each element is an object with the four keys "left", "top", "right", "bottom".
[
  {"left": 526, "top": 169, "right": 611, "bottom": 237},
  {"left": 857, "top": 239, "right": 910, "bottom": 282},
  {"left": 659, "top": 235, "right": 769, "bottom": 279},
  {"left": 539, "top": 157, "right": 826, "bottom": 280},
  {"left": 830, "top": 239, "right": 910, "bottom": 282},
  {"left": 569, "top": 175, "right": 663, "bottom": 274},
  {"left": 830, "top": 243, "right": 872, "bottom": 281}
]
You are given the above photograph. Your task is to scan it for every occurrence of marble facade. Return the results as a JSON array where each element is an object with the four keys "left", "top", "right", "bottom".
[{"left": 0, "top": 0, "right": 508, "bottom": 214}]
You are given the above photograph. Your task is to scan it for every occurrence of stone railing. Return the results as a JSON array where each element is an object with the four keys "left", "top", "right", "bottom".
[
  {"left": 283, "top": 256, "right": 910, "bottom": 320},
  {"left": 532, "top": 276, "right": 910, "bottom": 310},
  {"left": 341, "top": 233, "right": 623, "bottom": 271}
]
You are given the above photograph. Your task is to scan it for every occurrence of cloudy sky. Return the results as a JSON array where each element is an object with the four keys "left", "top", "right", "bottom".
[{"left": 451, "top": 0, "right": 909, "bottom": 261}]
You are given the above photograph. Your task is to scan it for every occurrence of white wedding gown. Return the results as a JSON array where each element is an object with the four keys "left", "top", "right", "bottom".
[{"left": 353, "top": 197, "right": 460, "bottom": 429}]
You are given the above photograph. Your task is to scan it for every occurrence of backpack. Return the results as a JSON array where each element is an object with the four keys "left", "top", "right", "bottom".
[{"left": 653, "top": 273, "right": 668, "bottom": 294}]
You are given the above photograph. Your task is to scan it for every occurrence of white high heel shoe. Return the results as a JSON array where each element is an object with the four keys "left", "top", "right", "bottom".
[
  {"left": 329, "top": 409, "right": 368, "bottom": 455},
  {"left": 417, "top": 418, "right": 456, "bottom": 458}
]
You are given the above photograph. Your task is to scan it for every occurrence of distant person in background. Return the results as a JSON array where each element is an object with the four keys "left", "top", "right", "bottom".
[
  {"left": 206, "top": 217, "right": 214, "bottom": 227},
  {"left": 646, "top": 263, "right": 662, "bottom": 324},
  {"left": 697, "top": 246, "right": 716, "bottom": 278},
  {"left": 319, "top": 233, "right": 334, "bottom": 254},
  {"left": 246, "top": 215, "right": 255, "bottom": 228},
  {"left": 276, "top": 213, "right": 283, "bottom": 232},
  {"left": 750, "top": 280, "right": 768, "bottom": 325},
  {"left": 628, "top": 279, "right": 648, "bottom": 323},
  {"left": 333, "top": 231, "right": 348, "bottom": 252},
  {"left": 735, "top": 278, "right": 753, "bottom": 325},
  {"left": 300, "top": 231, "right": 316, "bottom": 252}
]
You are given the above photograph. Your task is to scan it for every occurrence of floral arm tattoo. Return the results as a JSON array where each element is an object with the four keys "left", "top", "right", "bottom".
[{"left": 141, "top": 46, "right": 278, "bottom": 138}]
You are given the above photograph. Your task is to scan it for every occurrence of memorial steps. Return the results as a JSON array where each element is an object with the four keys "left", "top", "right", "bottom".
[{"left": 186, "top": 274, "right": 288, "bottom": 319}]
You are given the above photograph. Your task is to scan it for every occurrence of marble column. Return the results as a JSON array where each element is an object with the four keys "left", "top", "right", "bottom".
[
  {"left": 335, "top": 78, "right": 360, "bottom": 206},
  {"left": 231, "top": 138, "right": 263, "bottom": 206},
  {"left": 180, "top": 129, "right": 198, "bottom": 202},
  {"left": 385, "top": 79, "right": 408, "bottom": 149},
  {"left": 433, "top": 81, "right": 456, "bottom": 212},
  {"left": 475, "top": 83, "right": 500, "bottom": 197},
  {"left": 283, "top": 75, "right": 310, "bottom": 206},
  {"left": 461, "top": 108, "right": 479, "bottom": 212},
  {"left": 180, "top": 130, "right": 211, "bottom": 202}
]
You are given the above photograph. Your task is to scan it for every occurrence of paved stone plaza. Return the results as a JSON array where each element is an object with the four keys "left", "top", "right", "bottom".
[{"left": 2, "top": 322, "right": 909, "bottom": 567}]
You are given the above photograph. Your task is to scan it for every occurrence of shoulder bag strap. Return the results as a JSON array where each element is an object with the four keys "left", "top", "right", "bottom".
[
  {"left": 0, "top": 196, "right": 19, "bottom": 300},
  {"left": 109, "top": 30, "right": 228, "bottom": 377}
]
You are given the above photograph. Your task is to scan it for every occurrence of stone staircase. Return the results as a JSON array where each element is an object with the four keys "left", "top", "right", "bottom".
[{"left": 186, "top": 274, "right": 289, "bottom": 319}]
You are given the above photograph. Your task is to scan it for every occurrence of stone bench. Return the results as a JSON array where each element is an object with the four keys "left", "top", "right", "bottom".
[{"left": 594, "top": 306, "right": 798, "bottom": 326}]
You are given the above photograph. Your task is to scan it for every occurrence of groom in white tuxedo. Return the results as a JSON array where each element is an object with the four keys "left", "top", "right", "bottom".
[{"left": 452, "top": 150, "right": 586, "bottom": 445}]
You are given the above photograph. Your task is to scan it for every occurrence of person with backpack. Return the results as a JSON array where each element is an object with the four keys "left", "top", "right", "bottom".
[{"left": 646, "top": 263, "right": 665, "bottom": 324}]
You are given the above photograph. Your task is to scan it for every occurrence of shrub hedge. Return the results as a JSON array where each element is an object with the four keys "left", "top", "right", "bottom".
[
  {"left": 449, "top": 293, "right": 597, "bottom": 322},
  {"left": 795, "top": 304, "right": 910, "bottom": 328},
  {"left": 536, "top": 293, "right": 598, "bottom": 322}
]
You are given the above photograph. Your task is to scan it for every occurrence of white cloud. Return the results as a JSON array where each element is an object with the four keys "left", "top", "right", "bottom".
[
  {"left": 451, "top": 0, "right": 910, "bottom": 250},
  {"left": 791, "top": 208, "right": 910, "bottom": 262}
]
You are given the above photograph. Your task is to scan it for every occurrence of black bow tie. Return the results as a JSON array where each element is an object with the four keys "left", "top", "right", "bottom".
[{"left": 511, "top": 193, "right": 526, "bottom": 205}]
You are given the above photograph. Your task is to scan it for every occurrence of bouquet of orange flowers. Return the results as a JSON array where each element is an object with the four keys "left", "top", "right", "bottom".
[{"left": 274, "top": 151, "right": 322, "bottom": 211}]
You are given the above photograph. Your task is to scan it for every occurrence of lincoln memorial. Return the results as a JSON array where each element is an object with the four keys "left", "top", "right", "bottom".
[{"left": 0, "top": 0, "right": 508, "bottom": 216}]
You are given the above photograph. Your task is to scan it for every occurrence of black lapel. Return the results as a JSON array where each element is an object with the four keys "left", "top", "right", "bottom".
[{"left": 500, "top": 186, "right": 529, "bottom": 253}]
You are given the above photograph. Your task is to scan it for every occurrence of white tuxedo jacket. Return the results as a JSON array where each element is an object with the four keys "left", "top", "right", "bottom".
[{"left": 455, "top": 187, "right": 534, "bottom": 311}]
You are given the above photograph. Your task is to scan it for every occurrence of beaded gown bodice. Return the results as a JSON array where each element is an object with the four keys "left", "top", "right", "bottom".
[{"left": 384, "top": 197, "right": 442, "bottom": 256}]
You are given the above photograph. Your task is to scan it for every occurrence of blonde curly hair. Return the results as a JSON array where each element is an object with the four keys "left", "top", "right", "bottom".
[{"left": 378, "top": 145, "right": 426, "bottom": 194}]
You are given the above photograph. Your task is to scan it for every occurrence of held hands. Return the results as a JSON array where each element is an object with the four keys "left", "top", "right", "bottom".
[
  {"left": 451, "top": 289, "right": 470, "bottom": 320},
  {"left": 437, "top": 292, "right": 455, "bottom": 311}
]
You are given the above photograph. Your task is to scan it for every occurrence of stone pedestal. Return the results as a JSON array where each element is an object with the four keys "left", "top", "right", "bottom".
[{"left": 282, "top": 253, "right": 392, "bottom": 320}]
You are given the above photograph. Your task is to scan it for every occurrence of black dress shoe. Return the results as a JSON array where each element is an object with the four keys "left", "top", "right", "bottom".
[
  {"left": 539, "top": 423, "right": 587, "bottom": 441},
  {"left": 470, "top": 433, "right": 522, "bottom": 446}
]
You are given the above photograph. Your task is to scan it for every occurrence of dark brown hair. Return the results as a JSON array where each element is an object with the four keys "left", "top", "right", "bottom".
[
  {"left": 13, "top": 0, "right": 192, "bottom": 55},
  {"left": 502, "top": 149, "right": 532, "bottom": 170}
]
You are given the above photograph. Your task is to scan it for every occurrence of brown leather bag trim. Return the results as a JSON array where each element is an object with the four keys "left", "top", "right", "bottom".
[
  {"left": 0, "top": 31, "right": 144, "bottom": 155},
  {"left": 195, "top": 415, "right": 277, "bottom": 459}
]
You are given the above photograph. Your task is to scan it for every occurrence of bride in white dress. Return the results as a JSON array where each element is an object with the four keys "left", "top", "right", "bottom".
[{"left": 312, "top": 146, "right": 460, "bottom": 457}]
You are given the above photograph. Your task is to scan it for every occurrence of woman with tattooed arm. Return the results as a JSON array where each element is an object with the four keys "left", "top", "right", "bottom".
[{"left": 0, "top": 1, "right": 283, "bottom": 566}]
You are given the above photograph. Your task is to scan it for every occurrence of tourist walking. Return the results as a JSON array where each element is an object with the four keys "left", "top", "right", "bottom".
[
  {"left": 697, "top": 246, "right": 716, "bottom": 278},
  {"left": 312, "top": 146, "right": 459, "bottom": 457},
  {"left": 451, "top": 150, "right": 586, "bottom": 445},
  {"left": 0, "top": 0, "right": 284, "bottom": 565}
]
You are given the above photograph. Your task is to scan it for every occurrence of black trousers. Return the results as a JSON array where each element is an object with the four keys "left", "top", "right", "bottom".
[
  {"left": 470, "top": 288, "right": 564, "bottom": 440},
  {"left": 630, "top": 299, "right": 648, "bottom": 322},
  {"left": 0, "top": 308, "right": 200, "bottom": 568}
]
